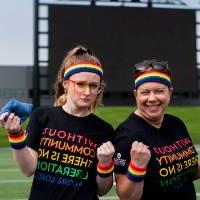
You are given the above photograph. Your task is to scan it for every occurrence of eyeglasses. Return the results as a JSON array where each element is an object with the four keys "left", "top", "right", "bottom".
[
  {"left": 75, "top": 48, "right": 93, "bottom": 56},
  {"left": 68, "top": 79, "right": 102, "bottom": 94},
  {"left": 134, "top": 60, "right": 171, "bottom": 77}
]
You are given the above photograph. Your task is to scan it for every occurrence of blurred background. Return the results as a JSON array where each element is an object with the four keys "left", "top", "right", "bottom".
[
  {"left": 0, "top": 0, "right": 200, "bottom": 107},
  {"left": 0, "top": 1, "right": 200, "bottom": 199}
]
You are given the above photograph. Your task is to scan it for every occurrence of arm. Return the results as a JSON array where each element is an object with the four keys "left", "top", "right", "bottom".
[
  {"left": 96, "top": 141, "right": 115, "bottom": 196},
  {"left": 96, "top": 173, "right": 113, "bottom": 196},
  {"left": 193, "top": 161, "right": 200, "bottom": 180},
  {"left": 12, "top": 146, "right": 38, "bottom": 176},
  {"left": 115, "top": 141, "right": 151, "bottom": 200},
  {"left": 0, "top": 112, "right": 38, "bottom": 176},
  {"left": 115, "top": 173, "right": 144, "bottom": 200}
]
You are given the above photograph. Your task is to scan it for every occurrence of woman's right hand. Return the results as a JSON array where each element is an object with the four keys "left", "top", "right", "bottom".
[
  {"left": 0, "top": 112, "right": 21, "bottom": 133},
  {"left": 130, "top": 141, "right": 151, "bottom": 168}
]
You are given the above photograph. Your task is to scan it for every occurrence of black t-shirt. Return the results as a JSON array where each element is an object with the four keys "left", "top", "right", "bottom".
[
  {"left": 26, "top": 106, "right": 114, "bottom": 200},
  {"left": 114, "top": 113, "right": 198, "bottom": 200}
]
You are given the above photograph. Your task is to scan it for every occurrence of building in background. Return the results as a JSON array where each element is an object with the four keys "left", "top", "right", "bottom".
[{"left": 0, "top": 0, "right": 200, "bottom": 107}]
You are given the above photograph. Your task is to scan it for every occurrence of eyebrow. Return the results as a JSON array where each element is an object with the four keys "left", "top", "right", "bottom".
[
  {"left": 138, "top": 87, "right": 166, "bottom": 91},
  {"left": 73, "top": 80, "right": 100, "bottom": 84}
]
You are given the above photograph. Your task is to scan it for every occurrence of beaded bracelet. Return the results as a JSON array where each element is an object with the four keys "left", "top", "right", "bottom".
[
  {"left": 97, "top": 160, "right": 114, "bottom": 177},
  {"left": 8, "top": 129, "right": 27, "bottom": 149},
  {"left": 126, "top": 161, "right": 147, "bottom": 182}
]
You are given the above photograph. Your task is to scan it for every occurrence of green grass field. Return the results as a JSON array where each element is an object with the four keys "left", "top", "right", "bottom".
[{"left": 0, "top": 106, "right": 200, "bottom": 199}]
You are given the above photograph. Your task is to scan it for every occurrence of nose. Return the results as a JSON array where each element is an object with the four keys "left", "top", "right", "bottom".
[
  {"left": 148, "top": 91, "right": 156, "bottom": 101},
  {"left": 84, "top": 85, "right": 91, "bottom": 94}
]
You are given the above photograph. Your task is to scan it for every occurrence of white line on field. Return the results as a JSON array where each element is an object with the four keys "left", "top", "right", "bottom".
[
  {"left": 0, "top": 168, "right": 19, "bottom": 172},
  {"left": 3, "top": 199, "right": 27, "bottom": 200},
  {"left": 0, "top": 179, "right": 31, "bottom": 183},
  {"left": 1, "top": 194, "right": 200, "bottom": 200}
]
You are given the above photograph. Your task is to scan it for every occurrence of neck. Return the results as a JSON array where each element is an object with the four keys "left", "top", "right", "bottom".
[
  {"left": 134, "top": 110, "right": 163, "bottom": 129},
  {"left": 62, "top": 104, "right": 91, "bottom": 117}
]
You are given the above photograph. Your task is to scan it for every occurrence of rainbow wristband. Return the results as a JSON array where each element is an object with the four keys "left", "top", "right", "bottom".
[
  {"left": 126, "top": 161, "right": 146, "bottom": 182},
  {"left": 8, "top": 129, "right": 27, "bottom": 149},
  {"left": 97, "top": 160, "right": 114, "bottom": 177}
]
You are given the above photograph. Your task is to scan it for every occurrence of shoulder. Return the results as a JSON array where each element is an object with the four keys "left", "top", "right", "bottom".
[
  {"left": 90, "top": 114, "right": 114, "bottom": 131},
  {"left": 32, "top": 106, "right": 59, "bottom": 115},
  {"left": 115, "top": 113, "right": 145, "bottom": 134},
  {"left": 164, "top": 113, "right": 186, "bottom": 127},
  {"left": 30, "top": 106, "right": 60, "bottom": 122},
  {"left": 114, "top": 113, "right": 146, "bottom": 142}
]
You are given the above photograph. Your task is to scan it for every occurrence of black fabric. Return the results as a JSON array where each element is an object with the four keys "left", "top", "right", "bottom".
[
  {"left": 26, "top": 106, "right": 114, "bottom": 200},
  {"left": 114, "top": 113, "right": 198, "bottom": 200}
]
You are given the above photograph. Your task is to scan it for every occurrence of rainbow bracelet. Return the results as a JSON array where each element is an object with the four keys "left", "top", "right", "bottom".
[
  {"left": 97, "top": 160, "right": 114, "bottom": 177},
  {"left": 8, "top": 129, "right": 27, "bottom": 149},
  {"left": 126, "top": 161, "right": 146, "bottom": 182}
]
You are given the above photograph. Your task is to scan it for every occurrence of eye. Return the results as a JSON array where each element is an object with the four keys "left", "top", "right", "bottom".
[
  {"left": 76, "top": 82, "right": 86, "bottom": 88},
  {"left": 89, "top": 83, "right": 99, "bottom": 90},
  {"left": 155, "top": 89, "right": 165, "bottom": 94},
  {"left": 140, "top": 91, "right": 150, "bottom": 95}
]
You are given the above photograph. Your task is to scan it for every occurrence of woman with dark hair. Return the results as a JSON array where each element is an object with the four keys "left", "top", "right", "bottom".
[
  {"left": 114, "top": 59, "right": 200, "bottom": 200},
  {"left": 0, "top": 45, "right": 115, "bottom": 200}
]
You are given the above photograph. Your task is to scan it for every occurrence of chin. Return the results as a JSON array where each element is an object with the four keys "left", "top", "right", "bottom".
[
  {"left": 147, "top": 113, "right": 163, "bottom": 121},
  {"left": 78, "top": 102, "right": 92, "bottom": 108}
]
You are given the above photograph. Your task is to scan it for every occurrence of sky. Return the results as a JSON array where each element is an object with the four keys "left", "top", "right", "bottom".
[
  {"left": 0, "top": 0, "right": 199, "bottom": 66},
  {"left": 0, "top": 0, "right": 33, "bottom": 66}
]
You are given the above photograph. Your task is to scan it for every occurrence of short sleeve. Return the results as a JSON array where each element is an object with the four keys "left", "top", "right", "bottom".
[
  {"left": 26, "top": 107, "right": 46, "bottom": 151},
  {"left": 113, "top": 127, "right": 133, "bottom": 174},
  {"left": 113, "top": 122, "right": 147, "bottom": 175}
]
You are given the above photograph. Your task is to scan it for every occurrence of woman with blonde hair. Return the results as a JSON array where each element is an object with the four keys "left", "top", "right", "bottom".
[{"left": 0, "top": 45, "right": 115, "bottom": 200}]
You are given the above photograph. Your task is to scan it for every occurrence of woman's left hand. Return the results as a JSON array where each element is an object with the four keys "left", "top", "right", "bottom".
[{"left": 97, "top": 141, "right": 115, "bottom": 165}]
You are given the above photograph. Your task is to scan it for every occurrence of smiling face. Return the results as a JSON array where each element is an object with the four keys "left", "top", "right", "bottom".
[
  {"left": 63, "top": 72, "right": 101, "bottom": 112},
  {"left": 134, "top": 82, "right": 173, "bottom": 123}
]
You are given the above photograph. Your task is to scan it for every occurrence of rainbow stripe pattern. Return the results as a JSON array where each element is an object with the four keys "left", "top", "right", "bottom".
[
  {"left": 97, "top": 160, "right": 114, "bottom": 177},
  {"left": 8, "top": 130, "right": 27, "bottom": 149},
  {"left": 135, "top": 71, "right": 171, "bottom": 89},
  {"left": 127, "top": 161, "right": 146, "bottom": 182},
  {"left": 64, "top": 63, "right": 103, "bottom": 80}
]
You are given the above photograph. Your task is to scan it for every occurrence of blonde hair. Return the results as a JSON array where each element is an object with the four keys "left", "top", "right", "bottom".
[{"left": 54, "top": 45, "right": 104, "bottom": 112}]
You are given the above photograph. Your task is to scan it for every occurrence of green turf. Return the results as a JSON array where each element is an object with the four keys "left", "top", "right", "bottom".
[
  {"left": 96, "top": 106, "right": 200, "bottom": 143},
  {"left": 0, "top": 106, "right": 200, "bottom": 199},
  {"left": 0, "top": 148, "right": 200, "bottom": 199},
  {"left": 0, "top": 106, "right": 200, "bottom": 146}
]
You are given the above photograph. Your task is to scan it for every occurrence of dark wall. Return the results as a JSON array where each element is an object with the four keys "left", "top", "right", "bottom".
[{"left": 49, "top": 5, "right": 198, "bottom": 104}]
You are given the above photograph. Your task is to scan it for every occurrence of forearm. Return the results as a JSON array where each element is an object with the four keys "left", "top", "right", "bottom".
[
  {"left": 12, "top": 147, "right": 38, "bottom": 177},
  {"left": 116, "top": 175, "right": 144, "bottom": 200},
  {"left": 193, "top": 161, "right": 200, "bottom": 180},
  {"left": 96, "top": 174, "right": 113, "bottom": 196}
]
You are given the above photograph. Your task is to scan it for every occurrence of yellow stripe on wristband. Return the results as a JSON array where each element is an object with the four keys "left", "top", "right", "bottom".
[
  {"left": 8, "top": 134, "right": 26, "bottom": 143},
  {"left": 97, "top": 165, "right": 114, "bottom": 174},
  {"left": 128, "top": 167, "right": 146, "bottom": 176}
]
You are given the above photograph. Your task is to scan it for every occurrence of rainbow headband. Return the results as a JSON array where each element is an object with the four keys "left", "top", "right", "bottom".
[
  {"left": 135, "top": 71, "right": 171, "bottom": 89},
  {"left": 64, "top": 63, "right": 103, "bottom": 80}
]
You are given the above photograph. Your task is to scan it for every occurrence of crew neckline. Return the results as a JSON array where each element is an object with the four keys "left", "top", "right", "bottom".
[
  {"left": 132, "top": 112, "right": 166, "bottom": 130},
  {"left": 58, "top": 106, "right": 93, "bottom": 119}
]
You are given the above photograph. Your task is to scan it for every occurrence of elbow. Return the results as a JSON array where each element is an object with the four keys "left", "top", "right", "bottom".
[
  {"left": 20, "top": 167, "right": 35, "bottom": 177},
  {"left": 116, "top": 189, "right": 142, "bottom": 200},
  {"left": 97, "top": 192, "right": 104, "bottom": 197},
  {"left": 24, "top": 171, "right": 34, "bottom": 177},
  {"left": 97, "top": 185, "right": 112, "bottom": 196},
  {"left": 117, "top": 194, "right": 141, "bottom": 200},
  {"left": 116, "top": 192, "right": 130, "bottom": 200}
]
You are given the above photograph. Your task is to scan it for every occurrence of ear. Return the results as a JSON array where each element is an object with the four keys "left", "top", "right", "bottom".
[
  {"left": 169, "top": 87, "right": 173, "bottom": 96},
  {"left": 133, "top": 89, "right": 137, "bottom": 98},
  {"left": 62, "top": 80, "right": 69, "bottom": 89}
]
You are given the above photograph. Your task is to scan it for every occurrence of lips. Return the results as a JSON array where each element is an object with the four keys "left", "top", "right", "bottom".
[
  {"left": 146, "top": 104, "right": 160, "bottom": 111},
  {"left": 81, "top": 98, "right": 92, "bottom": 102}
]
